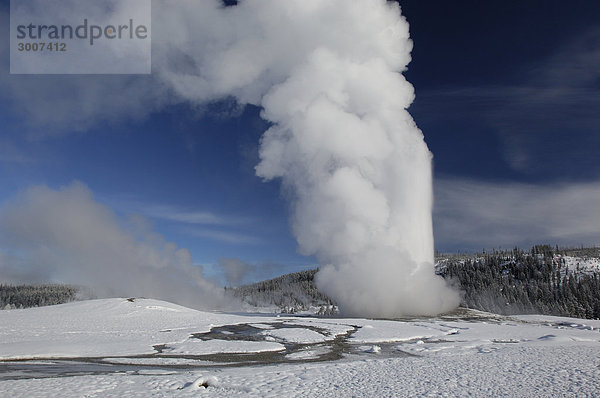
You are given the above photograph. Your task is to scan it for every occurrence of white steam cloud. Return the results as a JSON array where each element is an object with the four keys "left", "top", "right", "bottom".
[
  {"left": 219, "top": 257, "right": 249, "bottom": 288},
  {"left": 0, "top": 182, "right": 230, "bottom": 310},
  {"left": 218, "top": 257, "right": 283, "bottom": 287},
  {"left": 153, "top": 0, "right": 459, "bottom": 316},
  {"left": 1, "top": 0, "right": 460, "bottom": 316}
]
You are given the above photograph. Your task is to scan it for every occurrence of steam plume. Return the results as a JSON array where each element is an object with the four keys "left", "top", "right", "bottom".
[
  {"left": 152, "top": 0, "right": 459, "bottom": 316},
  {"left": 0, "top": 182, "right": 230, "bottom": 310}
]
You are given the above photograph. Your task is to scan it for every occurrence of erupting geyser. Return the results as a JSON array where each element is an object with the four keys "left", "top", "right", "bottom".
[
  {"left": 253, "top": 18, "right": 460, "bottom": 317},
  {"left": 154, "top": 0, "right": 461, "bottom": 316}
]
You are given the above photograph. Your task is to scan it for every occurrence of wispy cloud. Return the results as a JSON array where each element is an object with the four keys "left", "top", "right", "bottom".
[
  {"left": 418, "top": 27, "right": 600, "bottom": 176},
  {"left": 0, "top": 139, "right": 35, "bottom": 164},
  {"left": 533, "top": 28, "right": 600, "bottom": 88},
  {"left": 143, "top": 205, "right": 243, "bottom": 225},
  {"left": 102, "top": 198, "right": 261, "bottom": 246},
  {"left": 187, "top": 228, "right": 263, "bottom": 245},
  {"left": 0, "top": 7, "right": 169, "bottom": 136},
  {"left": 434, "top": 178, "right": 600, "bottom": 252},
  {"left": 106, "top": 198, "right": 254, "bottom": 226}
]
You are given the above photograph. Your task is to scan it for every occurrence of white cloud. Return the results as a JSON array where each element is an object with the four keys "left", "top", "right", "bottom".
[{"left": 434, "top": 179, "right": 600, "bottom": 251}]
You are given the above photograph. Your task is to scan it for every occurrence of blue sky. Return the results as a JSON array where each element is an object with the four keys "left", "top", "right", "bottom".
[
  {"left": 1, "top": 0, "right": 599, "bottom": 286},
  {"left": 402, "top": 0, "right": 600, "bottom": 183}
]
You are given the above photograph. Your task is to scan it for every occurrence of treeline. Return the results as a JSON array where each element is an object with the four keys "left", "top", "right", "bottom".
[
  {"left": 234, "top": 245, "right": 600, "bottom": 320},
  {"left": 559, "top": 246, "right": 600, "bottom": 258},
  {"left": 438, "top": 245, "right": 600, "bottom": 318},
  {"left": 232, "top": 269, "right": 335, "bottom": 313},
  {"left": 0, "top": 284, "right": 78, "bottom": 310}
]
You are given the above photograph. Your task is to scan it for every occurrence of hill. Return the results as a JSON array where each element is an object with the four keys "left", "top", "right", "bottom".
[
  {"left": 234, "top": 245, "right": 600, "bottom": 319},
  {"left": 230, "top": 269, "right": 335, "bottom": 314}
]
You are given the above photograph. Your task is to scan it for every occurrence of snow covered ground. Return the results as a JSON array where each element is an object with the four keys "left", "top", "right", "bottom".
[
  {"left": 560, "top": 255, "right": 600, "bottom": 275},
  {"left": 1, "top": 298, "right": 599, "bottom": 397}
]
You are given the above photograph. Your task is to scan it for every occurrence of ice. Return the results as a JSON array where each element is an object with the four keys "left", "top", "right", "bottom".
[
  {"left": 285, "top": 345, "right": 332, "bottom": 360},
  {"left": 283, "top": 320, "right": 356, "bottom": 337},
  {"left": 361, "top": 345, "right": 381, "bottom": 353},
  {"left": 164, "top": 339, "right": 285, "bottom": 355},
  {"left": 248, "top": 323, "right": 275, "bottom": 330},
  {"left": 260, "top": 328, "right": 327, "bottom": 344}
]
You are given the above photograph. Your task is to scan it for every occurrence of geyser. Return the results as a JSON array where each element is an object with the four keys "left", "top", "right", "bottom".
[
  {"left": 154, "top": 0, "right": 460, "bottom": 317},
  {"left": 255, "top": 43, "right": 460, "bottom": 318}
]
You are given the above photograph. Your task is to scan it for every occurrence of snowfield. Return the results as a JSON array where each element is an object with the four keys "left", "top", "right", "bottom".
[{"left": 1, "top": 298, "right": 599, "bottom": 397}]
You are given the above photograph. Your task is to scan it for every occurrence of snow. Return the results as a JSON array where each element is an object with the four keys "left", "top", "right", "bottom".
[
  {"left": 361, "top": 345, "right": 382, "bottom": 353},
  {"left": 163, "top": 339, "right": 285, "bottom": 355},
  {"left": 560, "top": 255, "right": 600, "bottom": 274},
  {"left": 1, "top": 298, "right": 600, "bottom": 397},
  {"left": 515, "top": 314, "right": 600, "bottom": 330},
  {"left": 349, "top": 320, "right": 452, "bottom": 343},
  {"left": 2, "top": 347, "right": 599, "bottom": 397},
  {"left": 260, "top": 327, "right": 327, "bottom": 344},
  {"left": 0, "top": 298, "right": 266, "bottom": 360}
]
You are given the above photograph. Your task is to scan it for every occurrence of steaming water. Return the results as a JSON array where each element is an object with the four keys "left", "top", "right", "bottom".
[{"left": 153, "top": 0, "right": 462, "bottom": 316}]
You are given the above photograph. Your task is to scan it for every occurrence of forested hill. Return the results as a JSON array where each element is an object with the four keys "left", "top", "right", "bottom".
[
  {"left": 0, "top": 284, "right": 78, "bottom": 310},
  {"left": 437, "top": 245, "right": 600, "bottom": 318},
  {"left": 233, "top": 245, "right": 600, "bottom": 319},
  {"left": 230, "top": 269, "right": 335, "bottom": 314}
]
